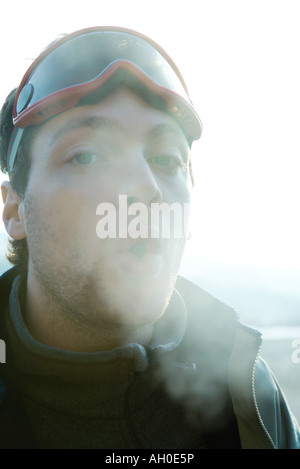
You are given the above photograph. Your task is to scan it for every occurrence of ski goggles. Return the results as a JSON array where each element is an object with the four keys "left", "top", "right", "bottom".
[{"left": 7, "top": 26, "right": 202, "bottom": 172}]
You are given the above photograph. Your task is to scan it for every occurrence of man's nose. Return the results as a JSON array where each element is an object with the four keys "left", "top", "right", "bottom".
[{"left": 118, "top": 156, "right": 163, "bottom": 206}]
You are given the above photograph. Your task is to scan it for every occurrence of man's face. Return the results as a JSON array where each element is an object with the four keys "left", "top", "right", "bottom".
[{"left": 22, "top": 86, "right": 192, "bottom": 331}]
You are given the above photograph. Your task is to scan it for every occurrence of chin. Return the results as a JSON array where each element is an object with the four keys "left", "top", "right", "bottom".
[{"left": 102, "top": 273, "right": 175, "bottom": 328}]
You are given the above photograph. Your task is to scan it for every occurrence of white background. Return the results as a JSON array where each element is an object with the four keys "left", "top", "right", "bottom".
[{"left": 0, "top": 0, "right": 300, "bottom": 328}]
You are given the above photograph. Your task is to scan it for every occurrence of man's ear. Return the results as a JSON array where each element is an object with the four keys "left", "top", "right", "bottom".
[{"left": 1, "top": 180, "right": 26, "bottom": 240}]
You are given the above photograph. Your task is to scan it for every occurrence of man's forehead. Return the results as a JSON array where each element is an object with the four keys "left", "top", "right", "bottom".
[
  {"left": 35, "top": 89, "right": 189, "bottom": 148},
  {"left": 50, "top": 115, "right": 187, "bottom": 144}
]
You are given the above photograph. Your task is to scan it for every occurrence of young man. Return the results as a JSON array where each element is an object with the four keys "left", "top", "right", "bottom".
[{"left": 0, "top": 26, "right": 299, "bottom": 449}]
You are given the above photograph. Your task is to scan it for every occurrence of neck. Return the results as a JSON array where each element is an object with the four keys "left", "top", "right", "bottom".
[{"left": 24, "top": 272, "right": 155, "bottom": 352}]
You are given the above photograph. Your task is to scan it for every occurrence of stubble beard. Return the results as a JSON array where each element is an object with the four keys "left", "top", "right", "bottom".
[{"left": 23, "top": 193, "right": 184, "bottom": 341}]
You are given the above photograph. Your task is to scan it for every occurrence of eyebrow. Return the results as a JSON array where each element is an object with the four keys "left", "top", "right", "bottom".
[
  {"left": 49, "top": 115, "right": 188, "bottom": 150},
  {"left": 148, "top": 122, "right": 190, "bottom": 156},
  {"left": 49, "top": 116, "right": 123, "bottom": 149},
  {"left": 148, "top": 122, "right": 187, "bottom": 140}
]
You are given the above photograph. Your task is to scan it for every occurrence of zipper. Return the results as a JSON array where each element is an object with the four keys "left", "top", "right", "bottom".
[{"left": 251, "top": 339, "right": 276, "bottom": 449}]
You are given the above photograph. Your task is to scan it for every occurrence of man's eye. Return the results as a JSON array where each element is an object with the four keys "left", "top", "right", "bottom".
[
  {"left": 149, "top": 155, "right": 187, "bottom": 172},
  {"left": 73, "top": 151, "right": 96, "bottom": 165},
  {"left": 154, "top": 155, "right": 174, "bottom": 166}
]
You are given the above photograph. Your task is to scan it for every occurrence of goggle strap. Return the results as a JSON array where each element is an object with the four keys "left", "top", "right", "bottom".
[{"left": 7, "top": 128, "right": 24, "bottom": 173}]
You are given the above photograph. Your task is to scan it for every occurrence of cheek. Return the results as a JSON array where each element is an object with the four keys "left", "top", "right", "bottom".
[
  {"left": 23, "top": 183, "right": 88, "bottom": 244},
  {"left": 24, "top": 167, "right": 123, "bottom": 259}
]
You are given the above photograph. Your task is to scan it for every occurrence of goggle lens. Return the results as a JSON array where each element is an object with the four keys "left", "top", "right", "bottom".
[
  {"left": 16, "top": 31, "right": 187, "bottom": 118},
  {"left": 8, "top": 27, "right": 202, "bottom": 172}
]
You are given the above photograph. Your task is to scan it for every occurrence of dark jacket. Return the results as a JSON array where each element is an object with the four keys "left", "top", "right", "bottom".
[{"left": 0, "top": 267, "right": 299, "bottom": 449}]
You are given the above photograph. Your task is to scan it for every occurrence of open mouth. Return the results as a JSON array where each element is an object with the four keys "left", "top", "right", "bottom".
[
  {"left": 128, "top": 241, "right": 147, "bottom": 258},
  {"left": 114, "top": 239, "right": 164, "bottom": 278}
]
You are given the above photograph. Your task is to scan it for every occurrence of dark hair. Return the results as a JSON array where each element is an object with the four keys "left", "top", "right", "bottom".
[{"left": 0, "top": 88, "right": 37, "bottom": 271}]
